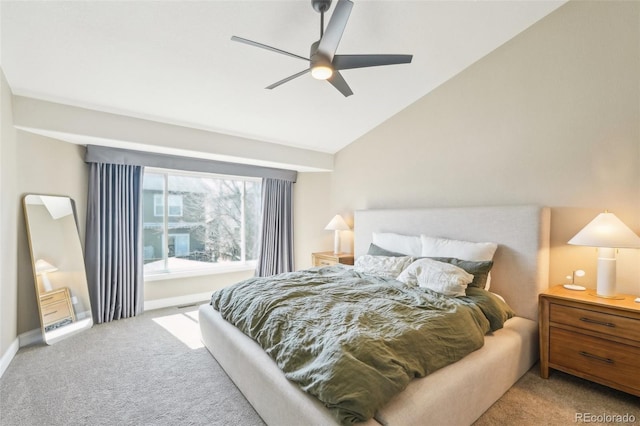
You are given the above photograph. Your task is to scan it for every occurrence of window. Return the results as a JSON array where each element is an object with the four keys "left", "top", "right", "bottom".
[
  {"left": 143, "top": 169, "right": 262, "bottom": 276},
  {"left": 154, "top": 194, "right": 183, "bottom": 217}
]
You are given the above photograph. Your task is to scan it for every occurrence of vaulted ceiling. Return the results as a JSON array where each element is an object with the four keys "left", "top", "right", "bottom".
[{"left": 1, "top": 1, "right": 565, "bottom": 155}]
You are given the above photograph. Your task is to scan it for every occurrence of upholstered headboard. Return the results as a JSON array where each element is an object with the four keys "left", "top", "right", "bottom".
[{"left": 354, "top": 205, "right": 550, "bottom": 321}]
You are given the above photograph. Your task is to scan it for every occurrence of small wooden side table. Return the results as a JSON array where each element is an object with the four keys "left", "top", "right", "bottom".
[{"left": 311, "top": 251, "right": 354, "bottom": 267}]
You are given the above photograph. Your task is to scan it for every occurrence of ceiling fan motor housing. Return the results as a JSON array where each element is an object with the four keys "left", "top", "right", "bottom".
[
  {"left": 310, "top": 40, "right": 329, "bottom": 65},
  {"left": 312, "top": 0, "right": 332, "bottom": 13}
]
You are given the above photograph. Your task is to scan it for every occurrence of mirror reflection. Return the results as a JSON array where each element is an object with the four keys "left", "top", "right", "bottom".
[{"left": 23, "top": 194, "right": 93, "bottom": 344}]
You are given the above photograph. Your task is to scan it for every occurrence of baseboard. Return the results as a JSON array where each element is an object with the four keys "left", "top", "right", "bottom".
[
  {"left": 0, "top": 338, "right": 19, "bottom": 378},
  {"left": 19, "top": 328, "right": 43, "bottom": 347},
  {"left": 143, "top": 291, "right": 212, "bottom": 311}
]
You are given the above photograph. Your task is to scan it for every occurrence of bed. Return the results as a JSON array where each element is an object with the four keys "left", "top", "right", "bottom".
[{"left": 199, "top": 205, "right": 550, "bottom": 425}]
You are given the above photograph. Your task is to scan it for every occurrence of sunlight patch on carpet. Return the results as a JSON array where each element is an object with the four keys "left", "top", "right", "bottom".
[{"left": 153, "top": 310, "right": 203, "bottom": 349}]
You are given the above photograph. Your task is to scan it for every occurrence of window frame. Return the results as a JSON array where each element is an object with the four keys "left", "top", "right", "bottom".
[{"left": 143, "top": 167, "right": 261, "bottom": 279}]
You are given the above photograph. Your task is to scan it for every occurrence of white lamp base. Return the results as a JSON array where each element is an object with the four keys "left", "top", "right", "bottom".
[
  {"left": 595, "top": 247, "right": 616, "bottom": 298},
  {"left": 41, "top": 273, "right": 53, "bottom": 292},
  {"left": 333, "top": 230, "right": 340, "bottom": 254}
]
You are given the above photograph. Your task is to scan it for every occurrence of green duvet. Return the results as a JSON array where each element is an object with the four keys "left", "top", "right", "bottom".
[{"left": 210, "top": 265, "right": 514, "bottom": 425}]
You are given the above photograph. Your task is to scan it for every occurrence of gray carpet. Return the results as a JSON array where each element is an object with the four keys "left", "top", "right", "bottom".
[
  {"left": 0, "top": 304, "right": 265, "bottom": 426},
  {"left": 1, "top": 305, "right": 638, "bottom": 426},
  {"left": 474, "top": 367, "right": 639, "bottom": 426}
]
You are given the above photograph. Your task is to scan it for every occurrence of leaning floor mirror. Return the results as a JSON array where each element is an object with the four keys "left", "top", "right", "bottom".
[{"left": 23, "top": 194, "right": 93, "bottom": 344}]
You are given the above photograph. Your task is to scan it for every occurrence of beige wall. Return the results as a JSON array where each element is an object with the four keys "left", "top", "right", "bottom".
[
  {"left": 16, "top": 132, "right": 89, "bottom": 334},
  {"left": 293, "top": 172, "right": 334, "bottom": 271},
  {"left": 1, "top": 68, "right": 19, "bottom": 360},
  {"left": 330, "top": 1, "right": 640, "bottom": 294}
]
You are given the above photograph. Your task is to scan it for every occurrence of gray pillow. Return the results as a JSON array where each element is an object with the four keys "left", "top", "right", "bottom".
[
  {"left": 367, "top": 243, "right": 493, "bottom": 288},
  {"left": 428, "top": 257, "right": 493, "bottom": 289},
  {"left": 366, "top": 243, "right": 407, "bottom": 257}
]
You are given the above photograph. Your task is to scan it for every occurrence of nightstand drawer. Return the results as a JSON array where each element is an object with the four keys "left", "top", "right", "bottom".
[
  {"left": 550, "top": 327, "right": 640, "bottom": 392},
  {"left": 311, "top": 252, "right": 354, "bottom": 267},
  {"left": 313, "top": 258, "right": 337, "bottom": 266},
  {"left": 550, "top": 304, "right": 640, "bottom": 341},
  {"left": 42, "top": 300, "right": 73, "bottom": 326},
  {"left": 39, "top": 290, "right": 69, "bottom": 305}
]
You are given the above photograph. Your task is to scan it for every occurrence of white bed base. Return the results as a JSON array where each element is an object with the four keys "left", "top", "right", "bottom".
[{"left": 199, "top": 205, "right": 550, "bottom": 425}]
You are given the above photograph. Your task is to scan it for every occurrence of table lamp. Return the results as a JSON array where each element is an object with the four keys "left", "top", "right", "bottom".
[
  {"left": 35, "top": 259, "right": 58, "bottom": 292},
  {"left": 568, "top": 211, "right": 640, "bottom": 298},
  {"left": 325, "top": 214, "right": 350, "bottom": 254}
]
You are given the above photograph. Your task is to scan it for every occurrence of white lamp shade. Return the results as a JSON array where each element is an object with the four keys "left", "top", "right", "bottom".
[
  {"left": 35, "top": 259, "right": 58, "bottom": 274},
  {"left": 324, "top": 215, "right": 350, "bottom": 231},
  {"left": 568, "top": 212, "right": 640, "bottom": 248}
]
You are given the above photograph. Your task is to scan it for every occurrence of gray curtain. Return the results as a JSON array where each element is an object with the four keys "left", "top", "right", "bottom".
[
  {"left": 85, "top": 163, "right": 144, "bottom": 323},
  {"left": 256, "top": 178, "right": 294, "bottom": 277}
]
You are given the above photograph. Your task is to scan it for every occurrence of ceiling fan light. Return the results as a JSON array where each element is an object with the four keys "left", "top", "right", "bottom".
[{"left": 311, "top": 65, "right": 333, "bottom": 80}]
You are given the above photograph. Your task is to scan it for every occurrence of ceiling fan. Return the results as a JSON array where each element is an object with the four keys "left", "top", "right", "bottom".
[{"left": 231, "top": 0, "right": 413, "bottom": 97}]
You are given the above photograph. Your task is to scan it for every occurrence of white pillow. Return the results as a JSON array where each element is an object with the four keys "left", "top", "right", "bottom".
[
  {"left": 397, "top": 258, "right": 473, "bottom": 297},
  {"left": 372, "top": 232, "right": 422, "bottom": 257},
  {"left": 354, "top": 255, "right": 414, "bottom": 279},
  {"left": 420, "top": 235, "right": 497, "bottom": 261}
]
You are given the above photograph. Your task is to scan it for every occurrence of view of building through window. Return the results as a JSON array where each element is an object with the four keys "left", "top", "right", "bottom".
[{"left": 143, "top": 169, "right": 262, "bottom": 275}]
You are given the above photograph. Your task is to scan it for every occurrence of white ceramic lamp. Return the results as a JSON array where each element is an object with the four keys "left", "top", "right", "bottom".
[
  {"left": 568, "top": 212, "right": 640, "bottom": 298},
  {"left": 325, "top": 215, "right": 350, "bottom": 254},
  {"left": 35, "top": 259, "right": 58, "bottom": 292}
]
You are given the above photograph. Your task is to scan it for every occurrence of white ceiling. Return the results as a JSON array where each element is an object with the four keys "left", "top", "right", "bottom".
[{"left": 1, "top": 0, "right": 565, "bottom": 155}]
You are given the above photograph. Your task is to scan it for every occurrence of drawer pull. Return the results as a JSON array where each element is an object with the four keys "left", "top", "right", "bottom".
[
  {"left": 580, "top": 317, "right": 615, "bottom": 328},
  {"left": 579, "top": 351, "right": 614, "bottom": 364},
  {"left": 41, "top": 296, "right": 54, "bottom": 302},
  {"left": 44, "top": 311, "right": 58, "bottom": 316}
]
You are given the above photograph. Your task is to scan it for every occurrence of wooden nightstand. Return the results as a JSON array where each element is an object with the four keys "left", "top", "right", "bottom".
[
  {"left": 311, "top": 251, "right": 354, "bottom": 267},
  {"left": 539, "top": 285, "right": 640, "bottom": 396},
  {"left": 39, "top": 287, "right": 76, "bottom": 331}
]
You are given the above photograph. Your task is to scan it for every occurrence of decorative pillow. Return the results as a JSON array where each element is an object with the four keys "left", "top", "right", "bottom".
[
  {"left": 397, "top": 258, "right": 473, "bottom": 297},
  {"left": 354, "top": 255, "right": 414, "bottom": 279},
  {"left": 428, "top": 257, "right": 493, "bottom": 289},
  {"left": 366, "top": 243, "right": 406, "bottom": 257},
  {"left": 372, "top": 232, "right": 422, "bottom": 257},
  {"left": 420, "top": 235, "right": 497, "bottom": 261},
  {"left": 367, "top": 244, "right": 493, "bottom": 289}
]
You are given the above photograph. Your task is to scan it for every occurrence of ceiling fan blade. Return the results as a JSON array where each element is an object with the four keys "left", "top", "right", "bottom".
[
  {"left": 231, "top": 36, "right": 309, "bottom": 62},
  {"left": 266, "top": 69, "right": 311, "bottom": 90},
  {"left": 317, "top": 0, "right": 353, "bottom": 61},
  {"left": 327, "top": 71, "right": 353, "bottom": 97},
  {"left": 333, "top": 54, "right": 413, "bottom": 70}
]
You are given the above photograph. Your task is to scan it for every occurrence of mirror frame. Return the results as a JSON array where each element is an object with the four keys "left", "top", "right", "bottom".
[{"left": 23, "top": 194, "right": 93, "bottom": 344}]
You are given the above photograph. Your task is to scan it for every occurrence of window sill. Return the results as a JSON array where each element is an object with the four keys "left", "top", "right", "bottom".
[{"left": 144, "top": 262, "right": 256, "bottom": 282}]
